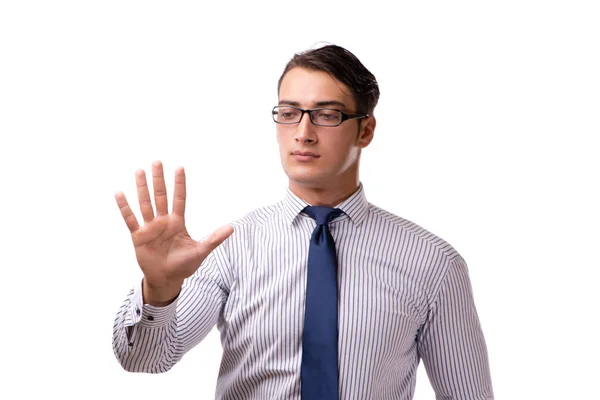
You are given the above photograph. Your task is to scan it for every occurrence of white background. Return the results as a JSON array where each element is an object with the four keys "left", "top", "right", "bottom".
[{"left": 1, "top": 1, "right": 598, "bottom": 399}]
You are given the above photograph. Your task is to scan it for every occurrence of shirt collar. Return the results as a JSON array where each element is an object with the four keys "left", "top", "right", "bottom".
[{"left": 281, "top": 183, "right": 369, "bottom": 227}]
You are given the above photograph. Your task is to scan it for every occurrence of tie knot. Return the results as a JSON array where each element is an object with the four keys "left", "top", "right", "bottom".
[{"left": 303, "top": 206, "right": 343, "bottom": 226}]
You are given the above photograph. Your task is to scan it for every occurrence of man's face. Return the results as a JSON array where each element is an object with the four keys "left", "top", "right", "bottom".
[{"left": 276, "top": 67, "right": 374, "bottom": 192}]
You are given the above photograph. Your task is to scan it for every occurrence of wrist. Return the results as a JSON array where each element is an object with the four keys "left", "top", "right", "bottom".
[{"left": 142, "top": 278, "right": 182, "bottom": 306}]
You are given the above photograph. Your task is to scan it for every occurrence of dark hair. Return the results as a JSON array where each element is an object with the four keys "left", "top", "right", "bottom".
[{"left": 277, "top": 44, "right": 380, "bottom": 115}]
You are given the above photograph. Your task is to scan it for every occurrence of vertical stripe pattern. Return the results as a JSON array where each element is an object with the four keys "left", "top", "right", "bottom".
[{"left": 113, "top": 184, "right": 494, "bottom": 399}]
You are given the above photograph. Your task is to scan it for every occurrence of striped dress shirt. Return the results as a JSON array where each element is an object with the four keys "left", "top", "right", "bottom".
[{"left": 113, "top": 184, "right": 494, "bottom": 399}]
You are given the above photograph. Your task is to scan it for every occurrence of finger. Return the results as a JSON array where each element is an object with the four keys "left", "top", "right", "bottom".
[
  {"left": 135, "top": 169, "right": 155, "bottom": 223},
  {"left": 196, "top": 225, "right": 234, "bottom": 259},
  {"left": 172, "top": 167, "right": 186, "bottom": 217},
  {"left": 152, "top": 161, "right": 168, "bottom": 216},
  {"left": 115, "top": 191, "right": 140, "bottom": 232}
]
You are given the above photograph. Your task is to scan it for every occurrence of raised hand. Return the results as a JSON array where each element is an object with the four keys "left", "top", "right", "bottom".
[{"left": 115, "top": 161, "right": 233, "bottom": 305}]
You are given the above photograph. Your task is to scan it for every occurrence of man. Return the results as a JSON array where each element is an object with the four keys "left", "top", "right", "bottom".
[{"left": 113, "top": 44, "right": 494, "bottom": 399}]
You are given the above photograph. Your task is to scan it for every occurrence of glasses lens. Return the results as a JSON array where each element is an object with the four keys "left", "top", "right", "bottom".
[
  {"left": 273, "top": 107, "right": 301, "bottom": 124},
  {"left": 310, "top": 109, "right": 342, "bottom": 126}
]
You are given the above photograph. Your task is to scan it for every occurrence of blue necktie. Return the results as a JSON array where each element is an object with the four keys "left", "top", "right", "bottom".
[{"left": 301, "top": 206, "right": 344, "bottom": 400}]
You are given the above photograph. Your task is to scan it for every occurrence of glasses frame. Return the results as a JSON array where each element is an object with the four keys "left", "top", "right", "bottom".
[{"left": 271, "top": 106, "right": 369, "bottom": 127}]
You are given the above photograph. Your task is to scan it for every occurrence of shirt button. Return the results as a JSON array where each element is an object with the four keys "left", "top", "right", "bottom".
[
  {"left": 136, "top": 308, "right": 140, "bottom": 315},
  {"left": 147, "top": 316, "right": 154, "bottom": 321}
]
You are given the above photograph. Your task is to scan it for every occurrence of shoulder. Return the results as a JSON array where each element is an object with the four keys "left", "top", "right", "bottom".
[
  {"left": 229, "top": 200, "right": 286, "bottom": 229},
  {"left": 366, "top": 203, "right": 461, "bottom": 262},
  {"left": 206, "top": 200, "right": 286, "bottom": 269},
  {"left": 365, "top": 203, "right": 468, "bottom": 301}
]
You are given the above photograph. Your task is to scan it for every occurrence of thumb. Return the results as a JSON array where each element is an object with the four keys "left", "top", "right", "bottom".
[{"left": 196, "top": 224, "right": 234, "bottom": 257}]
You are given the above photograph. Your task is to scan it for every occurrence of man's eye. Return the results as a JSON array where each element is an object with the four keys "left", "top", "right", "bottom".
[
  {"left": 278, "top": 108, "right": 300, "bottom": 120},
  {"left": 316, "top": 111, "right": 340, "bottom": 120}
]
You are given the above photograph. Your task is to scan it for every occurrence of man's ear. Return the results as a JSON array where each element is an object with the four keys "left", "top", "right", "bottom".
[{"left": 357, "top": 116, "right": 376, "bottom": 148}]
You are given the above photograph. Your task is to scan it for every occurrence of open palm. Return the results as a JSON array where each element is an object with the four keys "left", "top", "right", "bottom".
[{"left": 115, "top": 161, "right": 233, "bottom": 303}]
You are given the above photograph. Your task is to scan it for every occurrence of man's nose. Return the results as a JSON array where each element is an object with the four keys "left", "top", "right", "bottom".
[{"left": 294, "top": 112, "right": 317, "bottom": 143}]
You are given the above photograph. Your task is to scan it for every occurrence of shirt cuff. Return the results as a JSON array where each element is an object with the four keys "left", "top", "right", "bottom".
[{"left": 126, "top": 279, "right": 179, "bottom": 328}]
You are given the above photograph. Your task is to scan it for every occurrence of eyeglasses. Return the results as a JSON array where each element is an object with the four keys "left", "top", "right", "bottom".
[{"left": 272, "top": 106, "right": 369, "bottom": 127}]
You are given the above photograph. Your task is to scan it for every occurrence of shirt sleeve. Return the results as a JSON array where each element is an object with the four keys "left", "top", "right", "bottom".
[
  {"left": 417, "top": 256, "right": 494, "bottom": 399},
  {"left": 112, "top": 248, "right": 230, "bottom": 373}
]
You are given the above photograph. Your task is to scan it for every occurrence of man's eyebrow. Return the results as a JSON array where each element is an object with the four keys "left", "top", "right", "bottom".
[
  {"left": 278, "top": 100, "right": 301, "bottom": 107},
  {"left": 278, "top": 100, "right": 349, "bottom": 109},
  {"left": 314, "top": 100, "right": 348, "bottom": 109}
]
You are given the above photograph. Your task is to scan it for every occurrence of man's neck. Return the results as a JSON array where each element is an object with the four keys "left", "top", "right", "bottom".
[{"left": 289, "top": 182, "right": 360, "bottom": 208}]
